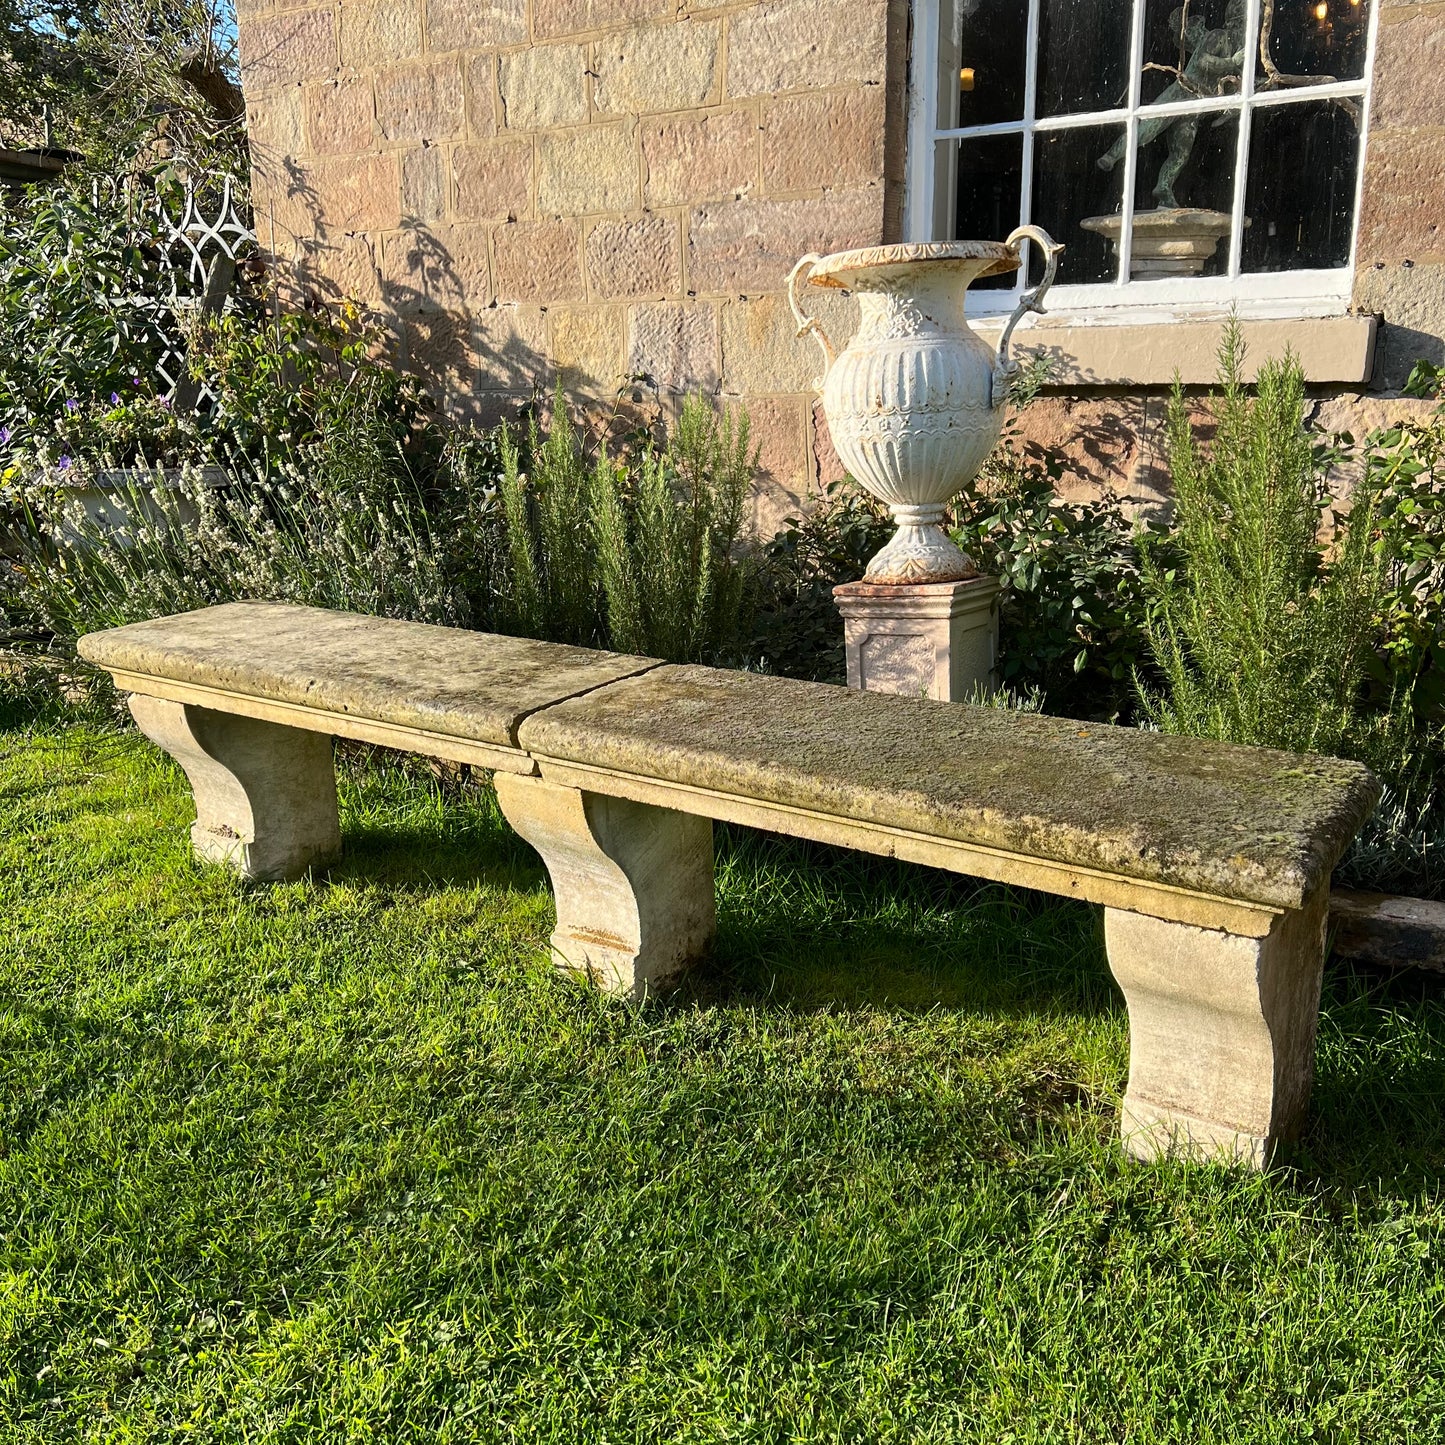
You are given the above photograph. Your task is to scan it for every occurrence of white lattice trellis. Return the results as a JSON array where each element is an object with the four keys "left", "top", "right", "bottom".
[{"left": 98, "top": 174, "right": 257, "bottom": 401}]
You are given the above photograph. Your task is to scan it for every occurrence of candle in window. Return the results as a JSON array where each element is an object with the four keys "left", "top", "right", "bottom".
[
  {"left": 960, "top": 67, "right": 975, "bottom": 91},
  {"left": 1314, "top": 1, "right": 1328, "bottom": 17}
]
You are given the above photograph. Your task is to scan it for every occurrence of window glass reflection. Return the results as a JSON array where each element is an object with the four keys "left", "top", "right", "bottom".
[
  {"left": 1033, "top": 123, "right": 1128, "bottom": 284},
  {"left": 1242, "top": 99, "right": 1361, "bottom": 271},
  {"left": 950, "top": 133, "right": 1024, "bottom": 288},
  {"left": 1258, "top": 0, "right": 1372, "bottom": 86},
  {"left": 1039, "top": 0, "right": 1132, "bottom": 115},
  {"left": 1124, "top": 111, "right": 1238, "bottom": 278},
  {"left": 1141, "top": 0, "right": 1248, "bottom": 106},
  {"left": 954, "top": 0, "right": 1028, "bottom": 126}
]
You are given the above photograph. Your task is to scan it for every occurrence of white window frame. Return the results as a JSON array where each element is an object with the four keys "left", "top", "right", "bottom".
[{"left": 905, "top": 0, "right": 1381, "bottom": 321}]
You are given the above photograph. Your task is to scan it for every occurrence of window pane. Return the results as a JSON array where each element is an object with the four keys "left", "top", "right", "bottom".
[
  {"left": 954, "top": 0, "right": 1028, "bottom": 127},
  {"left": 1039, "top": 0, "right": 1132, "bottom": 116},
  {"left": 1241, "top": 99, "right": 1360, "bottom": 271},
  {"left": 1032, "top": 122, "right": 1127, "bottom": 284},
  {"left": 1258, "top": 0, "right": 1372, "bottom": 86},
  {"left": 1132, "top": 106, "right": 1238, "bottom": 214},
  {"left": 1128, "top": 110, "right": 1238, "bottom": 278},
  {"left": 1141, "top": 0, "right": 1248, "bottom": 107},
  {"left": 949, "top": 133, "right": 1024, "bottom": 289}
]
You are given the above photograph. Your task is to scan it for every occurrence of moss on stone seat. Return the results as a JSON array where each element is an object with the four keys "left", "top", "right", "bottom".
[
  {"left": 518, "top": 664, "right": 1381, "bottom": 911},
  {"left": 77, "top": 601, "right": 660, "bottom": 749}
]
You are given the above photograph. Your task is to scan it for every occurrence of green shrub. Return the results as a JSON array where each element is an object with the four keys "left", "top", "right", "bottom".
[
  {"left": 3, "top": 393, "right": 498, "bottom": 647},
  {"left": 0, "top": 182, "right": 182, "bottom": 464},
  {"left": 749, "top": 483, "right": 894, "bottom": 682},
  {"left": 1329, "top": 362, "right": 1445, "bottom": 897},
  {"left": 496, "top": 396, "right": 596, "bottom": 646},
  {"left": 187, "top": 297, "right": 434, "bottom": 466},
  {"left": 1355, "top": 360, "right": 1445, "bottom": 724},
  {"left": 1139, "top": 324, "right": 1386, "bottom": 758},
  {"left": 957, "top": 466, "right": 1163, "bottom": 722},
  {"left": 4, "top": 374, "right": 760, "bottom": 674},
  {"left": 496, "top": 391, "right": 757, "bottom": 662},
  {"left": 594, "top": 396, "right": 753, "bottom": 661}
]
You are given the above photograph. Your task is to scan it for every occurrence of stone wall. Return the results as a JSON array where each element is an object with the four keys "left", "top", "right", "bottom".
[
  {"left": 1353, "top": 0, "right": 1445, "bottom": 390},
  {"left": 238, "top": 0, "right": 1445, "bottom": 524},
  {"left": 239, "top": 0, "right": 905, "bottom": 533}
]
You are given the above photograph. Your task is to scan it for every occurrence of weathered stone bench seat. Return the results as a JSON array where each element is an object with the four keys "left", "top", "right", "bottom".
[
  {"left": 518, "top": 664, "right": 1366, "bottom": 931},
  {"left": 79, "top": 602, "right": 1381, "bottom": 1168},
  {"left": 83, "top": 600, "right": 659, "bottom": 774}
]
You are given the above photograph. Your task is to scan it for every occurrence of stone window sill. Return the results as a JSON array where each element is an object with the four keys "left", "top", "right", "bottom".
[{"left": 971, "top": 314, "right": 1378, "bottom": 388}]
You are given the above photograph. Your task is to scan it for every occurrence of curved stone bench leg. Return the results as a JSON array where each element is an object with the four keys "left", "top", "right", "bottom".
[
  {"left": 1104, "top": 891, "right": 1329, "bottom": 1168},
  {"left": 129, "top": 695, "right": 341, "bottom": 881},
  {"left": 494, "top": 773, "right": 715, "bottom": 1001}
]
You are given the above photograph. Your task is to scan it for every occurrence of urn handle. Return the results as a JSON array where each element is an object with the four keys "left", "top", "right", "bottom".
[
  {"left": 992, "top": 225, "right": 1063, "bottom": 408},
  {"left": 787, "top": 253, "right": 838, "bottom": 388}
]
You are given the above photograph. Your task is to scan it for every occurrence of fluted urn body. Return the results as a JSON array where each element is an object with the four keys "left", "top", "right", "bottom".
[{"left": 790, "top": 233, "right": 1059, "bottom": 585}]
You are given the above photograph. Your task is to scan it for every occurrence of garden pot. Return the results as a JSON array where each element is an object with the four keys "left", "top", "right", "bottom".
[
  {"left": 789, "top": 227, "right": 1061, "bottom": 585},
  {"left": 58, "top": 466, "right": 226, "bottom": 548}
]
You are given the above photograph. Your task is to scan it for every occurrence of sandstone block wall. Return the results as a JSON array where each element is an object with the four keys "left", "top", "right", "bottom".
[
  {"left": 238, "top": 0, "right": 1445, "bottom": 522},
  {"left": 1352, "top": 0, "right": 1445, "bottom": 389},
  {"left": 239, "top": 0, "right": 907, "bottom": 532}
]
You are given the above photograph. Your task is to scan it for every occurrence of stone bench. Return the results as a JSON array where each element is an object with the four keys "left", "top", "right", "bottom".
[{"left": 78, "top": 601, "right": 1381, "bottom": 1168}]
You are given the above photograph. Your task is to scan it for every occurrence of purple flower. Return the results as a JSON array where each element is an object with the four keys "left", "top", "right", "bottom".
[
  {"left": 131, "top": 377, "right": 142, "bottom": 387},
  {"left": 57, "top": 455, "right": 73, "bottom": 472},
  {"left": 64, "top": 398, "right": 79, "bottom": 412},
  {"left": 110, "top": 392, "right": 121, "bottom": 405},
  {"left": 158, "top": 396, "right": 171, "bottom": 410},
  {"left": 0, "top": 426, "right": 10, "bottom": 445}
]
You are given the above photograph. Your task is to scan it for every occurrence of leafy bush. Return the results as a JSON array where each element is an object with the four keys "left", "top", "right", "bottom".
[
  {"left": 2, "top": 330, "right": 506, "bottom": 653},
  {"left": 1331, "top": 362, "right": 1445, "bottom": 897},
  {"left": 749, "top": 484, "right": 894, "bottom": 682},
  {"left": 0, "top": 183, "right": 182, "bottom": 463},
  {"left": 44, "top": 390, "right": 199, "bottom": 469},
  {"left": 958, "top": 464, "right": 1162, "bottom": 723},
  {"left": 495, "top": 397, "right": 595, "bottom": 647},
  {"left": 187, "top": 298, "right": 434, "bottom": 465},
  {"left": 598, "top": 397, "right": 753, "bottom": 662},
  {"left": 1355, "top": 360, "right": 1445, "bottom": 724}
]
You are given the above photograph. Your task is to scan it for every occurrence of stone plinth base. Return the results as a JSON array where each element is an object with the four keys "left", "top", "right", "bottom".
[{"left": 833, "top": 576, "right": 1002, "bottom": 702}]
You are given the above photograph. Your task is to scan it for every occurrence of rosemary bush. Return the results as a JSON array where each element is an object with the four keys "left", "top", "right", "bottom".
[
  {"left": 1139, "top": 324, "right": 1386, "bottom": 757},
  {"left": 594, "top": 396, "right": 753, "bottom": 661},
  {"left": 496, "top": 392, "right": 756, "bottom": 662},
  {"left": 3, "top": 381, "right": 760, "bottom": 697}
]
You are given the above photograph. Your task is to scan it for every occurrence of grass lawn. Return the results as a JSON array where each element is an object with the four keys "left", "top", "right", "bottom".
[{"left": 2, "top": 720, "right": 1444, "bottom": 1443}]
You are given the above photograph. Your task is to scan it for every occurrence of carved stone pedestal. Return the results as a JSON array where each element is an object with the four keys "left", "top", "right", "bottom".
[
  {"left": 833, "top": 576, "right": 1002, "bottom": 702},
  {"left": 1081, "top": 207, "right": 1235, "bottom": 279},
  {"left": 129, "top": 695, "right": 341, "bottom": 880},
  {"left": 494, "top": 773, "right": 716, "bottom": 1001}
]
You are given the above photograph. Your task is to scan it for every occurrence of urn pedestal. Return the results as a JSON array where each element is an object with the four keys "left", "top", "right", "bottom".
[{"left": 834, "top": 576, "right": 1002, "bottom": 702}]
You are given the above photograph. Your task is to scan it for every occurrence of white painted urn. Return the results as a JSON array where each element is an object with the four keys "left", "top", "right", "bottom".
[{"left": 789, "top": 226, "right": 1061, "bottom": 585}]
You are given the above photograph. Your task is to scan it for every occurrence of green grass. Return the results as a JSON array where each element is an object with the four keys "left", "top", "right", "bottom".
[{"left": 2, "top": 722, "right": 1444, "bottom": 1443}]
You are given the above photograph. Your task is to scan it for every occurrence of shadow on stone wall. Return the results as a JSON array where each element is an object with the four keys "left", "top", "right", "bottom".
[{"left": 246, "top": 203, "right": 842, "bottom": 539}]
